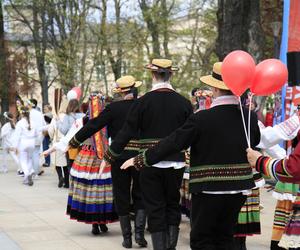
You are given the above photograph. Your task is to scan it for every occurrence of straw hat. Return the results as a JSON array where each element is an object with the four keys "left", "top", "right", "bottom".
[
  {"left": 113, "top": 75, "right": 142, "bottom": 93},
  {"left": 200, "top": 62, "right": 229, "bottom": 90},
  {"left": 145, "top": 59, "right": 179, "bottom": 72}
]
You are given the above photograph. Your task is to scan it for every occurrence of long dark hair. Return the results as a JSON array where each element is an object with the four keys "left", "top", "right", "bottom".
[
  {"left": 66, "top": 99, "right": 80, "bottom": 114},
  {"left": 20, "top": 106, "right": 31, "bottom": 130}
]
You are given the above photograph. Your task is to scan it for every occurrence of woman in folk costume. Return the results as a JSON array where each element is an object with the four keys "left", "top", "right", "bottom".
[
  {"left": 44, "top": 93, "right": 118, "bottom": 235},
  {"left": 0, "top": 112, "right": 19, "bottom": 173},
  {"left": 256, "top": 114, "right": 300, "bottom": 250},
  {"left": 69, "top": 76, "right": 148, "bottom": 249},
  {"left": 248, "top": 126, "right": 300, "bottom": 250},
  {"left": 11, "top": 106, "right": 38, "bottom": 186},
  {"left": 180, "top": 89, "right": 213, "bottom": 218}
]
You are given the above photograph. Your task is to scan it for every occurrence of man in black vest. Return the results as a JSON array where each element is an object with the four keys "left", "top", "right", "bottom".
[
  {"left": 121, "top": 62, "right": 261, "bottom": 250},
  {"left": 102, "top": 59, "right": 193, "bottom": 250}
]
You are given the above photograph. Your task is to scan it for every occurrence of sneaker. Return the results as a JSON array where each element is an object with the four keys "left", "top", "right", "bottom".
[
  {"left": 42, "top": 163, "right": 50, "bottom": 167},
  {"left": 17, "top": 170, "right": 24, "bottom": 176}
]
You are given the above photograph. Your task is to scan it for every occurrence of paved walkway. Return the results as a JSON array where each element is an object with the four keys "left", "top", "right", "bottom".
[{"left": 0, "top": 156, "right": 276, "bottom": 250}]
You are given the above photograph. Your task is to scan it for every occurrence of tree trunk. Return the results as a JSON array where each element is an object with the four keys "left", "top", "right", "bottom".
[
  {"left": 0, "top": 1, "right": 9, "bottom": 112},
  {"left": 216, "top": 0, "right": 253, "bottom": 60}
]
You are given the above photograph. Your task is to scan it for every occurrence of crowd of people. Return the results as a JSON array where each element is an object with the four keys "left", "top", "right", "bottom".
[{"left": 1, "top": 58, "right": 300, "bottom": 250}]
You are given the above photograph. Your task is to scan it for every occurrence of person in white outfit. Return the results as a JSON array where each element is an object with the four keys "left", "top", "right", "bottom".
[
  {"left": 28, "top": 99, "right": 45, "bottom": 177},
  {"left": 0, "top": 112, "right": 19, "bottom": 172},
  {"left": 12, "top": 106, "right": 38, "bottom": 186}
]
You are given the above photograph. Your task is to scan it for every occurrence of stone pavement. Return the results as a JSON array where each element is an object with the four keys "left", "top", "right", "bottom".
[{"left": 0, "top": 157, "right": 276, "bottom": 250}]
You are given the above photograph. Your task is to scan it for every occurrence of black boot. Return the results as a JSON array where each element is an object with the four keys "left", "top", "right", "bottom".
[
  {"left": 166, "top": 225, "right": 179, "bottom": 250},
  {"left": 134, "top": 210, "right": 147, "bottom": 247},
  {"left": 55, "top": 166, "right": 64, "bottom": 188},
  {"left": 91, "top": 224, "right": 100, "bottom": 235},
  {"left": 233, "top": 237, "right": 247, "bottom": 250},
  {"left": 151, "top": 231, "right": 167, "bottom": 250},
  {"left": 119, "top": 215, "right": 132, "bottom": 248},
  {"left": 62, "top": 166, "right": 70, "bottom": 188},
  {"left": 270, "top": 240, "right": 286, "bottom": 250},
  {"left": 99, "top": 224, "right": 108, "bottom": 233}
]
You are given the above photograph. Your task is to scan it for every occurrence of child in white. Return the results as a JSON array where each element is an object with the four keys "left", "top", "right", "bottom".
[
  {"left": 12, "top": 107, "right": 38, "bottom": 186},
  {"left": 0, "top": 112, "right": 19, "bottom": 172}
]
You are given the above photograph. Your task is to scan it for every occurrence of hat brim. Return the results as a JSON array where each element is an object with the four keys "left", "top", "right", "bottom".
[
  {"left": 144, "top": 64, "right": 179, "bottom": 72},
  {"left": 112, "top": 81, "right": 143, "bottom": 93},
  {"left": 200, "top": 75, "right": 230, "bottom": 90}
]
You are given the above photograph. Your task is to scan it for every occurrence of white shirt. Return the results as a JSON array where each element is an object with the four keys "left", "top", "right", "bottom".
[
  {"left": 1, "top": 122, "right": 14, "bottom": 148},
  {"left": 30, "top": 108, "right": 45, "bottom": 146}
]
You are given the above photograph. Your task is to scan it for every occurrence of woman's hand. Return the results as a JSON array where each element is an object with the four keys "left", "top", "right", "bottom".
[{"left": 246, "top": 148, "right": 262, "bottom": 167}]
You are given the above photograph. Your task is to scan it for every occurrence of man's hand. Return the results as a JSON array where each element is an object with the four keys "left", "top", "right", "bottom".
[
  {"left": 42, "top": 147, "right": 56, "bottom": 157},
  {"left": 246, "top": 148, "right": 262, "bottom": 167},
  {"left": 120, "top": 158, "right": 134, "bottom": 170}
]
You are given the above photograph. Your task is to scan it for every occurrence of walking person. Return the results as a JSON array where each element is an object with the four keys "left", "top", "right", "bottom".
[
  {"left": 44, "top": 93, "right": 118, "bottom": 236},
  {"left": 42, "top": 104, "right": 53, "bottom": 167},
  {"left": 0, "top": 112, "right": 19, "bottom": 173},
  {"left": 69, "top": 76, "right": 147, "bottom": 248},
  {"left": 11, "top": 106, "right": 38, "bottom": 186},
  {"left": 28, "top": 99, "right": 46, "bottom": 177},
  {"left": 56, "top": 99, "right": 84, "bottom": 188},
  {"left": 121, "top": 62, "right": 261, "bottom": 250},
  {"left": 101, "top": 60, "right": 193, "bottom": 250}
]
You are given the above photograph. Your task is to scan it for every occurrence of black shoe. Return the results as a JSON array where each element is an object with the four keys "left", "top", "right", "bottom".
[
  {"left": 119, "top": 215, "right": 132, "bottom": 248},
  {"left": 28, "top": 174, "right": 34, "bottom": 186},
  {"left": 17, "top": 170, "right": 24, "bottom": 176},
  {"left": 99, "top": 224, "right": 108, "bottom": 233},
  {"left": 134, "top": 210, "right": 147, "bottom": 247},
  {"left": 151, "top": 231, "right": 167, "bottom": 250},
  {"left": 166, "top": 225, "right": 179, "bottom": 250},
  {"left": 63, "top": 183, "right": 69, "bottom": 189},
  {"left": 38, "top": 170, "right": 44, "bottom": 176},
  {"left": 43, "top": 163, "right": 50, "bottom": 167},
  {"left": 58, "top": 177, "right": 64, "bottom": 188},
  {"left": 92, "top": 224, "right": 100, "bottom": 235}
]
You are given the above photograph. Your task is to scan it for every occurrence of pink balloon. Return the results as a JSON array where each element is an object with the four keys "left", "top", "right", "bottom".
[
  {"left": 221, "top": 50, "right": 256, "bottom": 96},
  {"left": 72, "top": 87, "right": 82, "bottom": 100},
  {"left": 250, "top": 59, "right": 288, "bottom": 96}
]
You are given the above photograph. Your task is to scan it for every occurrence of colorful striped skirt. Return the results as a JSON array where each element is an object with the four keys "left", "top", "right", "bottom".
[
  {"left": 279, "top": 193, "right": 300, "bottom": 249},
  {"left": 67, "top": 145, "right": 118, "bottom": 224},
  {"left": 235, "top": 188, "right": 261, "bottom": 236}
]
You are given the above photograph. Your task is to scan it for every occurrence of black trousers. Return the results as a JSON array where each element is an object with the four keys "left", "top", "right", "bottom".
[
  {"left": 111, "top": 159, "right": 144, "bottom": 216},
  {"left": 139, "top": 167, "right": 184, "bottom": 233},
  {"left": 190, "top": 193, "right": 247, "bottom": 250}
]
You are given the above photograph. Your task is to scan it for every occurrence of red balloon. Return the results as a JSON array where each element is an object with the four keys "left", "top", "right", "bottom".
[
  {"left": 221, "top": 50, "right": 256, "bottom": 96},
  {"left": 72, "top": 87, "right": 82, "bottom": 100},
  {"left": 250, "top": 59, "right": 288, "bottom": 96}
]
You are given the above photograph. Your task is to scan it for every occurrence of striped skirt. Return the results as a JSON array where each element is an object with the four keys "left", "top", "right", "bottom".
[
  {"left": 67, "top": 145, "right": 118, "bottom": 224},
  {"left": 279, "top": 193, "right": 300, "bottom": 249},
  {"left": 235, "top": 188, "right": 261, "bottom": 236}
]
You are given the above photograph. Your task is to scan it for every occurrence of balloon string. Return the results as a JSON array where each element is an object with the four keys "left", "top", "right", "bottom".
[
  {"left": 238, "top": 96, "right": 251, "bottom": 148},
  {"left": 248, "top": 93, "right": 253, "bottom": 148}
]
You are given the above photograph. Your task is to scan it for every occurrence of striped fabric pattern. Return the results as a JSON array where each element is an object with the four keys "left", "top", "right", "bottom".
[
  {"left": 271, "top": 200, "right": 293, "bottom": 242},
  {"left": 67, "top": 146, "right": 118, "bottom": 224},
  {"left": 235, "top": 188, "right": 261, "bottom": 236}
]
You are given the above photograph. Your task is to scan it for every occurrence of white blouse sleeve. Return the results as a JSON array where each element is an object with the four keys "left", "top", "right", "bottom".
[
  {"left": 257, "top": 115, "right": 300, "bottom": 149},
  {"left": 53, "top": 118, "right": 83, "bottom": 152}
]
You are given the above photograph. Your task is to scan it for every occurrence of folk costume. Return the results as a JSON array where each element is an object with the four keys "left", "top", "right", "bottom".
[
  {"left": 104, "top": 59, "right": 193, "bottom": 250},
  {"left": 70, "top": 76, "right": 147, "bottom": 248},
  {"left": 256, "top": 115, "right": 300, "bottom": 250},
  {"left": 48, "top": 94, "right": 118, "bottom": 234},
  {"left": 255, "top": 130, "right": 300, "bottom": 250},
  {"left": 127, "top": 62, "right": 261, "bottom": 250}
]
